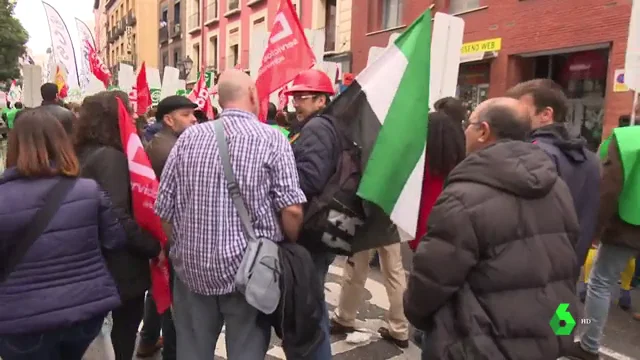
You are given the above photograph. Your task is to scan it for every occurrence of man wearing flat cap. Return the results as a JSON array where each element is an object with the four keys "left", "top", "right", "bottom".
[{"left": 145, "top": 95, "right": 198, "bottom": 178}]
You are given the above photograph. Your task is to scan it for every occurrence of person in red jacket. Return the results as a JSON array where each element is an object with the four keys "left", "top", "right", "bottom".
[{"left": 409, "top": 110, "right": 466, "bottom": 251}]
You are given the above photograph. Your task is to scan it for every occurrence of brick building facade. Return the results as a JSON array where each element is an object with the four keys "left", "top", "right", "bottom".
[{"left": 351, "top": 0, "right": 634, "bottom": 146}]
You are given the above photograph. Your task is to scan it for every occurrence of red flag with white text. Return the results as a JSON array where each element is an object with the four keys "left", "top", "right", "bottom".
[
  {"left": 188, "top": 70, "right": 215, "bottom": 119},
  {"left": 255, "top": 0, "right": 315, "bottom": 121},
  {"left": 116, "top": 98, "right": 171, "bottom": 314},
  {"left": 86, "top": 40, "right": 111, "bottom": 88}
]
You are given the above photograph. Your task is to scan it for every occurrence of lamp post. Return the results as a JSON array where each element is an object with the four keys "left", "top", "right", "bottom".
[{"left": 177, "top": 55, "right": 194, "bottom": 80}]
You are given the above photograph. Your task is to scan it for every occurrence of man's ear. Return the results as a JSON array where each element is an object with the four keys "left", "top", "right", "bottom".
[
  {"left": 478, "top": 121, "right": 491, "bottom": 143},
  {"left": 163, "top": 114, "right": 173, "bottom": 128}
]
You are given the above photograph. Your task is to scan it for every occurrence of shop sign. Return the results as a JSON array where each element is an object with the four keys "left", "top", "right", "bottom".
[
  {"left": 614, "top": 69, "right": 630, "bottom": 92},
  {"left": 461, "top": 38, "right": 502, "bottom": 55}
]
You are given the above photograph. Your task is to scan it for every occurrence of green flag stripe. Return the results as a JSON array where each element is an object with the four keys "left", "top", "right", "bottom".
[{"left": 356, "top": 10, "right": 432, "bottom": 214}]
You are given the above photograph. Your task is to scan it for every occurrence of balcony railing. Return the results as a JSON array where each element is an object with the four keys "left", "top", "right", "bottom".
[
  {"left": 205, "top": 0, "right": 218, "bottom": 23},
  {"left": 188, "top": 12, "right": 200, "bottom": 32},
  {"left": 170, "top": 21, "right": 181, "bottom": 38},
  {"left": 159, "top": 25, "right": 169, "bottom": 43}
]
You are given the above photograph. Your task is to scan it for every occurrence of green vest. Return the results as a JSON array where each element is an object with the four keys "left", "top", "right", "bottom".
[
  {"left": 599, "top": 126, "right": 640, "bottom": 225},
  {"left": 5, "top": 108, "right": 19, "bottom": 129},
  {"left": 270, "top": 124, "right": 290, "bottom": 138}
]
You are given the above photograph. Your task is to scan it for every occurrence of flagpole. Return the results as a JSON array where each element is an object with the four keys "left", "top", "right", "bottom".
[{"left": 631, "top": 91, "right": 638, "bottom": 126}]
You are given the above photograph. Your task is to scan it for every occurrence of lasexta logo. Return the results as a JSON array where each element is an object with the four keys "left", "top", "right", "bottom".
[{"left": 549, "top": 303, "right": 576, "bottom": 336}]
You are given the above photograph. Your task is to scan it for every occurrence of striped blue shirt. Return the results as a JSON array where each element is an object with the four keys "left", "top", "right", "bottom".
[{"left": 155, "top": 109, "right": 306, "bottom": 295}]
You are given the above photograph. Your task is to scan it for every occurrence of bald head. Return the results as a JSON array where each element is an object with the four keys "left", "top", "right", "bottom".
[
  {"left": 217, "top": 69, "right": 258, "bottom": 114},
  {"left": 473, "top": 97, "right": 531, "bottom": 141}
]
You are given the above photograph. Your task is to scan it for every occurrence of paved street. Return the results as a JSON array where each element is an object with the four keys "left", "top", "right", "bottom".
[{"left": 79, "top": 244, "right": 640, "bottom": 360}]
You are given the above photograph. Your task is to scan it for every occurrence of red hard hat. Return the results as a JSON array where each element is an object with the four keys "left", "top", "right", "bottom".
[{"left": 284, "top": 69, "right": 336, "bottom": 96}]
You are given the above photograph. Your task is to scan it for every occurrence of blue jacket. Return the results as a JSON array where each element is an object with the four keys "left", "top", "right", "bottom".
[
  {"left": 0, "top": 169, "right": 125, "bottom": 335},
  {"left": 532, "top": 124, "right": 600, "bottom": 268},
  {"left": 144, "top": 122, "right": 163, "bottom": 143}
]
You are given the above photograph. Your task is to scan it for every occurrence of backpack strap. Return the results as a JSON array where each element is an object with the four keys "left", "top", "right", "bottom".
[{"left": 0, "top": 178, "right": 76, "bottom": 283}]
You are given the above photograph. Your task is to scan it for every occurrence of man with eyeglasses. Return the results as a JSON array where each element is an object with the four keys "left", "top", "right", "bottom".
[{"left": 283, "top": 68, "right": 338, "bottom": 360}]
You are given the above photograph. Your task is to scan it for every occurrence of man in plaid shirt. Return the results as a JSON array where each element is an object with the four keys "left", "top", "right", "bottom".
[{"left": 155, "top": 70, "right": 306, "bottom": 360}]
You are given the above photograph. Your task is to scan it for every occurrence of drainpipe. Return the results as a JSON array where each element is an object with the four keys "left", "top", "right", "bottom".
[{"left": 200, "top": 0, "right": 207, "bottom": 70}]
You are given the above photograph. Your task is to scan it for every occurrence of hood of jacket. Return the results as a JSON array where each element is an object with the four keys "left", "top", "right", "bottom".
[
  {"left": 530, "top": 123, "right": 589, "bottom": 163},
  {"left": 144, "top": 122, "right": 164, "bottom": 142},
  {"left": 448, "top": 140, "right": 558, "bottom": 199}
]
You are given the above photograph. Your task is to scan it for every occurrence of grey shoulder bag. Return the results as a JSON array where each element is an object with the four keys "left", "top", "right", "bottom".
[{"left": 213, "top": 120, "right": 281, "bottom": 315}]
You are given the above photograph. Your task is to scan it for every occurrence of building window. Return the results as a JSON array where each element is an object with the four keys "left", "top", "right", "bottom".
[
  {"left": 173, "top": 50, "right": 179, "bottom": 66},
  {"left": 209, "top": 36, "right": 218, "bottom": 70},
  {"left": 382, "top": 0, "right": 402, "bottom": 29},
  {"left": 161, "top": 7, "right": 168, "bottom": 23},
  {"left": 174, "top": 1, "right": 180, "bottom": 23},
  {"left": 449, "top": 0, "right": 481, "bottom": 14},
  {"left": 193, "top": 43, "right": 200, "bottom": 71},
  {"left": 324, "top": 0, "right": 336, "bottom": 52},
  {"left": 230, "top": 44, "right": 239, "bottom": 67},
  {"left": 228, "top": 0, "right": 239, "bottom": 11}
]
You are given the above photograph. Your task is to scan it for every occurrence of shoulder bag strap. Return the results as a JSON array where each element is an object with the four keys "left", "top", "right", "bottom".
[
  {"left": 0, "top": 177, "right": 76, "bottom": 283},
  {"left": 213, "top": 120, "right": 257, "bottom": 242}
]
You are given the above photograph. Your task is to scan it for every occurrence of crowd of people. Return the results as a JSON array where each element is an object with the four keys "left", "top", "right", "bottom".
[{"left": 0, "top": 67, "right": 638, "bottom": 360}]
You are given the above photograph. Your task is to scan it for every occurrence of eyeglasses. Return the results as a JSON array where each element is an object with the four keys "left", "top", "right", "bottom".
[
  {"left": 464, "top": 120, "right": 483, "bottom": 129},
  {"left": 291, "top": 94, "right": 315, "bottom": 103}
]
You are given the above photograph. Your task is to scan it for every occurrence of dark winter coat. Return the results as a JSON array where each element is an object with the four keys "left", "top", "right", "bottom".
[
  {"left": 404, "top": 140, "right": 580, "bottom": 360},
  {"left": 77, "top": 145, "right": 161, "bottom": 301},
  {"left": 289, "top": 115, "right": 340, "bottom": 252},
  {"left": 531, "top": 123, "right": 600, "bottom": 267},
  {"left": 269, "top": 242, "right": 325, "bottom": 359},
  {"left": 0, "top": 170, "right": 125, "bottom": 335}
]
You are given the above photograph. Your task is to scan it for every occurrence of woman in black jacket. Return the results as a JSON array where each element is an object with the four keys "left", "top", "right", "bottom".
[{"left": 74, "top": 91, "right": 161, "bottom": 360}]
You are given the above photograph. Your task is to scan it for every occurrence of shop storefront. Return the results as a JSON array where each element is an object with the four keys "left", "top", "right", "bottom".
[{"left": 456, "top": 38, "right": 501, "bottom": 113}]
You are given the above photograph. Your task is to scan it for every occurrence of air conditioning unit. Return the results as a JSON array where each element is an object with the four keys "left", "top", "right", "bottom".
[{"left": 174, "top": 23, "right": 181, "bottom": 35}]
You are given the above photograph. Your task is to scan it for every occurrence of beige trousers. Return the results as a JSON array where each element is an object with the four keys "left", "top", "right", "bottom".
[{"left": 332, "top": 243, "right": 409, "bottom": 340}]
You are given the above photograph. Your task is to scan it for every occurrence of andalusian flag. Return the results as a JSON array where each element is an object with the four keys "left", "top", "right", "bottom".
[{"left": 324, "top": 9, "right": 431, "bottom": 241}]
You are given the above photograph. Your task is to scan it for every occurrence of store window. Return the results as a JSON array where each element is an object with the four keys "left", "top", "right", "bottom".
[
  {"left": 532, "top": 49, "right": 608, "bottom": 150},
  {"left": 456, "top": 62, "right": 490, "bottom": 114}
]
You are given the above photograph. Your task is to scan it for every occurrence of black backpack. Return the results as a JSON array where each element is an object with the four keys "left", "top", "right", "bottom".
[{"left": 302, "top": 115, "right": 365, "bottom": 256}]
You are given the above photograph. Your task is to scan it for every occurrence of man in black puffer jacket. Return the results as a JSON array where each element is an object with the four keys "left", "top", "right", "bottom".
[{"left": 405, "top": 97, "right": 580, "bottom": 360}]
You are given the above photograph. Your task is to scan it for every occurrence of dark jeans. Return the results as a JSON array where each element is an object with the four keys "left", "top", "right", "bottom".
[
  {"left": 310, "top": 251, "right": 336, "bottom": 360},
  {"left": 0, "top": 315, "right": 103, "bottom": 360},
  {"left": 111, "top": 295, "right": 145, "bottom": 360},
  {"left": 139, "top": 291, "right": 177, "bottom": 360}
]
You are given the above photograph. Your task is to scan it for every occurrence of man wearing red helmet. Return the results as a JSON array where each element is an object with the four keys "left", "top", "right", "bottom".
[{"left": 284, "top": 68, "right": 338, "bottom": 360}]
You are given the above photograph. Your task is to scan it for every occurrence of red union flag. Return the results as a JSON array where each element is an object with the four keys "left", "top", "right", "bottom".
[
  {"left": 86, "top": 40, "right": 111, "bottom": 88},
  {"left": 117, "top": 98, "right": 171, "bottom": 314},
  {"left": 255, "top": 0, "right": 315, "bottom": 121}
]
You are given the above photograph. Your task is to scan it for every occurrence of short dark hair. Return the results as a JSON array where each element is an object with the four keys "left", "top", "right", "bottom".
[
  {"left": 40, "top": 83, "right": 59, "bottom": 101},
  {"left": 14, "top": 102, "right": 23, "bottom": 109},
  {"left": 434, "top": 97, "right": 467, "bottom": 124},
  {"left": 6, "top": 107, "right": 79, "bottom": 177},
  {"left": 478, "top": 104, "right": 531, "bottom": 142},
  {"left": 505, "top": 79, "right": 568, "bottom": 123},
  {"left": 267, "top": 102, "right": 277, "bottom": 121}
]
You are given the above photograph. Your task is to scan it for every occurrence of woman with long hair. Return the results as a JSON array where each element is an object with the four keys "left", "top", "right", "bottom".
[
  {"left": 409, "top": 110, "right": 466, "bottom": 251},
  {"left": 0, "top": 108, "right": 125, "bottom": 360},
  {"left": 75, "top": 91, "right": 161, "bottom": 360}
]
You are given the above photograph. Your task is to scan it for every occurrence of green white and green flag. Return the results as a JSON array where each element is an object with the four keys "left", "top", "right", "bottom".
[{"left": 323, "top": 9, "right": 431, "bottom": 242}]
